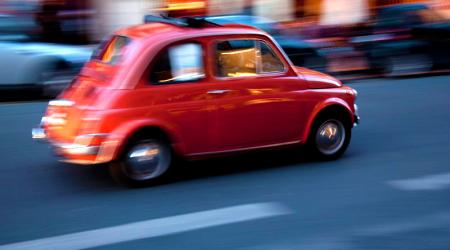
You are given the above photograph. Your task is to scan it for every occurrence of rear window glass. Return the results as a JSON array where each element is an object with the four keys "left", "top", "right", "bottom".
[
  {"left": 92, "top": 36, "right": 131, "bottom": 65},
  {"left": 150, "top": 43, "right": 205, "bottom": 84}
]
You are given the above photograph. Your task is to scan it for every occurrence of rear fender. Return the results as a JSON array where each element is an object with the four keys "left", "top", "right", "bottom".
[{"left": 99, "top": 119, "right": 184, "bottom": 162}]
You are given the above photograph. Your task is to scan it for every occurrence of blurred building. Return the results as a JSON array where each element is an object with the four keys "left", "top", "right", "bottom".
[
  {"left": 3, "top": 0, "right": 446, "bottom": 41},
  {"left": 92, "top": 0, "right": 159, "bottom": 41},
  {"left": 91, "top": 0, "right": 450, "bottom": 39}
]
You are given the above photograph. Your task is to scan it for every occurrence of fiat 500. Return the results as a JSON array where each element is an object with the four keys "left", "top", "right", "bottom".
[{"left": 32, "top": 18, "right": 359, "bottom": 186}]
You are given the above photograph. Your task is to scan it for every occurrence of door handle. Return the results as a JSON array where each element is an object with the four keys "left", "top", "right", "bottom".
[{"left": 207, "top": 89, "right": 230, "bottom": 95}]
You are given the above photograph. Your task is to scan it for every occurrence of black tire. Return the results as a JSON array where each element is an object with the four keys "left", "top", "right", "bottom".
[
  {"left": 308, "top": 114, "right": 351, "bottom": 160},
  {"left": 109, "top": 138, "right": 173, "bottom": 187}
]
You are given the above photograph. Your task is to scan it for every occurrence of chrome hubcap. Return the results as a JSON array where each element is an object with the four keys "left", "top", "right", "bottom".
[
  {"left": 124, "top": 141, "right": 169, "bottom": 181},
  {"left": 315, "top": 119, "right": 345, "bottom": 155}
]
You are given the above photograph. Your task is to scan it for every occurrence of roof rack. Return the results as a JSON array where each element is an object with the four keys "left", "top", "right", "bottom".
[{"left": 144, "top": 15, "right": 221, "bottom": 28}]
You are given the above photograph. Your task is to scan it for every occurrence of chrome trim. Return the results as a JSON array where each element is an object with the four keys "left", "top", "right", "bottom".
[
  {"left": 187, "top": 140, "right": 301, "bottom": 157},
  {"left": 354, "top": 104, "right": 359, "bottom": 117},
  {"left": 73, "top": 133, "right": 110, "bottom": 147},
  {"left": 54, "top": 143, "right": 100, "bottom": 156},
  {"left": 207, "top": 89, "right": 230, "bottom": 95},
  {"left": 315, "top": 119, "right": 345, "bottom": 155},
  {"left": 48, "top": 99, "right": 74, "bottom": 107},
  {"left": 353, "top": 116, "right": 360, "bottom": 127},
  {"left": 124, "top": 141, "right": 170, "bottom": 181},
  {"left": 76, "top": 133, "right": 110, "bottom": 138},
  {"left": 61, "top": 159, "right": 107, "bottom": 165},
  {"left": 353, "top": 104, "right": 360, "bottom": 127},
  {"left": 32, "top": 127, "right": 47, "bottom": 140},
  {"left": 55, "top": 134, "right": 111, "bottom": 156}
]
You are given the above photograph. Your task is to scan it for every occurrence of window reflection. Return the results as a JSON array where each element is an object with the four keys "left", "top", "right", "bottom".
[
  {"left": 150, "top": 43, "right": 205, "bottom": 84},
  {"left": 216, "top": 39, "right": 284, "bottom": 78}
]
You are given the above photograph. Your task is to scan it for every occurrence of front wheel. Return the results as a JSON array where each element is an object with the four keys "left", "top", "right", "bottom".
[
  {"left": 308, "top": 116, "right": 351, "bottom": 160},
  {"left": 109, "top": 138, "right": 172, "bottom": 187}
]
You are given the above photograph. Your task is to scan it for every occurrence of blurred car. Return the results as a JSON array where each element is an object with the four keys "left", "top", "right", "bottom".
[
  {"left": 0, "top": 0, "right": 93, "bottom": 43},
  {"left": 32, "top": 18, "right": 359, "bottom": 187},
  {"left": 352, "top": 4, "right": 450, "bottom": 76},
  {"left": 0, "top": 0, "right": 38, "bottom": 40},
  {"left": 0, "top": 42, "right": 93, "bottom": 98},
  {"left": 204, "top": 15, "right": 328, "bottom": 72}
]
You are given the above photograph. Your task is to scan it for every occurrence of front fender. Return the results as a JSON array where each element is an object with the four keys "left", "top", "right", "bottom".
[{"left": 301, "top": 97, "right": 353, "bottom": 142}]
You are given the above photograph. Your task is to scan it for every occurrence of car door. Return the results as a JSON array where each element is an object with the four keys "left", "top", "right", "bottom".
[
  {"left": 209, "top": 38, "right": 308, "bottom": 151},
  {"left": 144, "top": 42, "right": 216, "bottom": 155}
]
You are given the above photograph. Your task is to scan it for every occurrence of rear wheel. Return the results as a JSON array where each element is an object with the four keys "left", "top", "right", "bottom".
[
  {"left": 109, "top": 138, "right": 172, "bottom": 187},
  {"left": 308, "top": 115, "right": 351, "bottom": 160}
]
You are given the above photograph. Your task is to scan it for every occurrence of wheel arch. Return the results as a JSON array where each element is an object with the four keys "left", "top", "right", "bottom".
[
  {"left": 302, "top": 99, "right": 353, "bottom": 143},
  {"left": 109, "top": 120, "right": 185, "bottom": 161}
]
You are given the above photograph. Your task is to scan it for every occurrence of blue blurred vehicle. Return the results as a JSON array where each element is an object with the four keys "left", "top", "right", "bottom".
[
  {"left": 204, "top": 15, "right": 328, "bottom": 72},
  {"left": 0, "top": 0, "right": 38, "bottom": 41},
  {"left": 0, "top": 0, "right": 94, "bottom": 99},
  {"left": 0, "top": 42, "right": 93, "bottom": 98},
  {"left": 352, "top": 4, "right": 450, "bottom": 76},
  {"left": 0, "top": 0, "right": 93, "bottom": 43}
]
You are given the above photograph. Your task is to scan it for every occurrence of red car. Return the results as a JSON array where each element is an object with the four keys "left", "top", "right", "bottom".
[{"left": 32, "top": 18, "right": 359, "bottom": 186}]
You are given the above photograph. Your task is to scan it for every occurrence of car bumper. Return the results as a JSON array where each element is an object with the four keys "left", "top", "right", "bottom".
[
  {"left": 353, "top": 104, "right": 360, "bottom": 127},
  {"left": 354, "top": 115, "right": 360, "bottom": 127},
  {"left": 32, "top": 127, "right": 47, "bottom": 140},
  {"left": 32, "top": 127, "right": 118, "bottom": 165}
]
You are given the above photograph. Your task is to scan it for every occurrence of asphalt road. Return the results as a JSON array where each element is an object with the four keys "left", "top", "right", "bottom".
[{"left": 0, "top": 75, "right": 449, "bottom": 250}]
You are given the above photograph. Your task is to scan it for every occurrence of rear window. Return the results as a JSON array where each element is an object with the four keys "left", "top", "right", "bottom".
[{"left": 92, "top": 36, "right": 131, "bottom": 65}]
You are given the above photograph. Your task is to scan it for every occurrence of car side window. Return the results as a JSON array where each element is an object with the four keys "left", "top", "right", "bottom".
[
  {"left": 260, "top": 41, "right": 285, "bottom": 73},
  {"left": 215, "top": 39, "right": 284, "bottom": 78},
  {"left": 92, "top": 36, "right": 131, "bottom": 65},
  {"left": 150, "top": 43, "right": 205, "bottom": 84},
  {"left": 216, "top": 40, "right": 257, "bottom": 77}
]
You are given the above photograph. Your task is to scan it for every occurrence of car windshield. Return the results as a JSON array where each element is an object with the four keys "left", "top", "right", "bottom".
[{"left": 92, "top": 35, "right": 131, "bottom": 65}]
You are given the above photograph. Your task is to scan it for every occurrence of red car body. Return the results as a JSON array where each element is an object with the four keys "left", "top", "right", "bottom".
[{"left": 33, "top": 20, "right": 359, "bottom": 185}]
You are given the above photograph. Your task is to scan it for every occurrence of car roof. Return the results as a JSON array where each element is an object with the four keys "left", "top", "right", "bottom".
[{"left": 115, "top": 22, "right": 266, "bottom": 41}]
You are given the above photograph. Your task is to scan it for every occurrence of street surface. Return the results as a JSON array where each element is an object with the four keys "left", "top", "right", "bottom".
[{"left": 0, "top": 75, "right": 449, "bottom": 249}]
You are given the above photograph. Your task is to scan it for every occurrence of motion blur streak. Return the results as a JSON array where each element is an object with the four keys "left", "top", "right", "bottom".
[
  {"left": 0, "top": 202, "right": 292, "bottom": 250},
  {"left": 388, "top": 173, "right": 450, "bottom": 191}
]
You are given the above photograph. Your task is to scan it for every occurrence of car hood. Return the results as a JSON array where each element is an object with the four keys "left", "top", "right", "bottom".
[{"left": 294, "top": 66, "right": 342, "bottom": 89}]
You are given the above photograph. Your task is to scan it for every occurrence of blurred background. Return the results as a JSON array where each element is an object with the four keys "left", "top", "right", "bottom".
[
  {"left": 0, "top": 0, "right": 449, "bottom": 99},
  {"left": 1, "top": 2, "right": 450, "bottom": 249}
]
